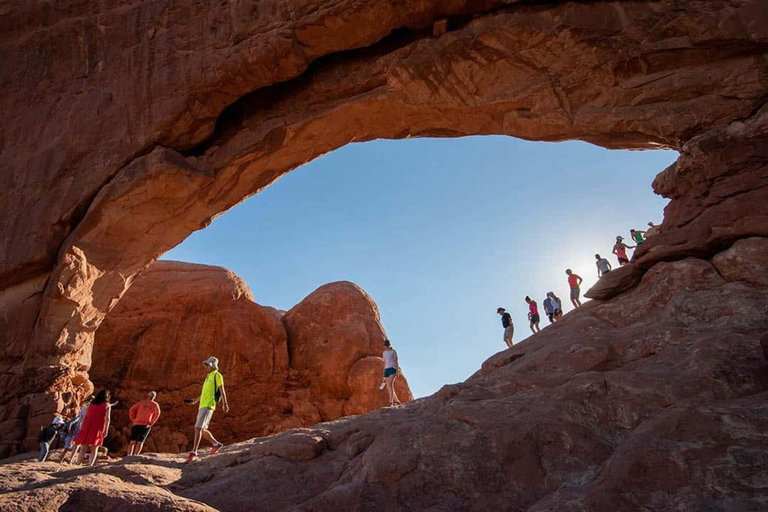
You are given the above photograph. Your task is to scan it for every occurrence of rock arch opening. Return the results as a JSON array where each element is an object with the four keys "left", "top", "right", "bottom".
[{"left": 0, "top": 0, "right": 765, "bottom": 471}]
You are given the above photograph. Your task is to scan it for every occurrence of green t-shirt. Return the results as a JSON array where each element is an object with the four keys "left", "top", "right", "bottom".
[
  {"left": 199, "top": 370, "right": 223, "bottom": 410},
  {"left": 633, "top": 232, "right": 645, "bottom": 244}
]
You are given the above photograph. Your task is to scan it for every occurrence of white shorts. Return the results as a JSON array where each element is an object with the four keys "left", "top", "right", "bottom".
[{"left": 195, "top": 407, "right": 214, "bottom": 429}]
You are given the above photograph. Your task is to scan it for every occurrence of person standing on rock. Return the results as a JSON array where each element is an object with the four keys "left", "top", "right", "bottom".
[
  {"left": 566, "top": 269, "right": 583, "bottom": 308},
  {"left": 381, "top": 340, "right": 402, "bottom": 407},
  {"left": 127, "top": 391, "right": 161, "bottom": 456},
  {"left": 613, "top": 236, "right": 635, "bottom": 266},
  {"left": 646, "top": 221, "right": 660, "bottom": 238},
  {"left": 185, "top": 356, "right": 229, "bottom": 463},
  {"left": 595, "top": 254, "right": 612, "bottom": 278},
  {"left": 497, "top": 307, "right": 514, "bottom": 348},
  {"left": 37, "top": 415, "right": 65, "bottom": 462},
  {"left": 630, "top": 229, "right": 647, "bottom": 246},
  {"left": 525, "top": 296, "right": 541, "bottom": 334},
  {"left": 543, "top": 294, "right": 555, "bottom": 324},
  {"left": 73, "top": 389, "right": 113, "bottom": 467},
  {"left": 551, "top": 292, "right": 563, "bottom": 320}
]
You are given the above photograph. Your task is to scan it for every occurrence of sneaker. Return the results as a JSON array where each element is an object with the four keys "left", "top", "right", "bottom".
[
  {"left": 184, "top": 452, "right": 197, "bottom": 464},
  {"left": 211, "top": 443, "right": 223, "bottom": 455},
  {"left": 379, "top": 381, "right": 386, "bottom": 390}
]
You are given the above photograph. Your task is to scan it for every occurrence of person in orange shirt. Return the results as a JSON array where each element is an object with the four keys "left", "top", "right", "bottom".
[
  {"left": 127, "top": 391, "right": 161, "bottom": 456},
  {"left": 565, "top": 269, "right": 583, "bottom": 308}
]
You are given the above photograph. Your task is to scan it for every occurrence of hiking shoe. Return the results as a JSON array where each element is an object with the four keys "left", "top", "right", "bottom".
[
  {"left": 211, "top": 443, "right": 223, "bottom": 455},
  {"left": 184, "top": 452, "right": 197, "bottom": 464}
]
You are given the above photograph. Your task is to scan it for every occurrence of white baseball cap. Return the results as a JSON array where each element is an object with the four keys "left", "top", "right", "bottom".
[{"left": 203, "top": 356, "right": 219, "bottom": 370}]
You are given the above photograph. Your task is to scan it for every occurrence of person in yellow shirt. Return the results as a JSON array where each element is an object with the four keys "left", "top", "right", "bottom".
[{"left": 184, "top": 356, "right": 229, "bottom": 463}]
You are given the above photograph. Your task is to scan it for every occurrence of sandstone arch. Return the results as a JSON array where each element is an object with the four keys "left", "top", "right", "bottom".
[{"left": 0, "top": 0, "right": 766, "bottom": 466}]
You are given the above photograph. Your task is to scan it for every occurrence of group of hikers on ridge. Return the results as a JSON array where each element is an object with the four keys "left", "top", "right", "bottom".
[
  {"left": 38, "top": 341, "right": 404, "bottom": 464},
  {"left": 497, "top": 226, "right": 654, "bottom": 343}
]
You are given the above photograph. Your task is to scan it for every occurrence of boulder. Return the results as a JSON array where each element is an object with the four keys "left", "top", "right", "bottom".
[{"left": 90, "top": 262, "right": 412, "bottom": 453}]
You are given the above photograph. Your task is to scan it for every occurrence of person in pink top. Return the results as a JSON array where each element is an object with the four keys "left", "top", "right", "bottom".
[
  {"left": 127, "top": 391, "right": 162, "bottom": 456},
  {"left": 525, "top": 296, "right": 541, "bottom": 334},
  {"left": 612, "top": 235, "right": 635, "bottom": 267}
]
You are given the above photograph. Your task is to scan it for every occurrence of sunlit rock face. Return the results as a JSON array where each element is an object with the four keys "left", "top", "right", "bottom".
[
  {"left": 0, "top": 0, "right": 767, "bottom": 508},
  {"left": 89, "top": 262, "right": 412, "bottom": 453}
]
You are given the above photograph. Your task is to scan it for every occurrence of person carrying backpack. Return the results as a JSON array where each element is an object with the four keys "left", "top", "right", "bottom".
[
  {"left": 38, "top": 415, "right": 65, "bottom": 462},
  {"left": 184, "top": 356, "right": 229, "bottom": 463}
]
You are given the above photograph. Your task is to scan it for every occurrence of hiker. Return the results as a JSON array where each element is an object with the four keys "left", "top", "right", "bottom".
[
  {"left": 613, "top": 235, "right": 635, "bottom": 266},
  {"left": 381, "top": 339, "right": 402, "bottom": 407},
  {"left": 542, "top": 294, "right": 555, "bottom": 324},
  {"left": 525, "top": 296, "right": 541, "bottom": 333},
  {"left": 595, "top": 254, "right": 612, "bottom": 278},
  {"left": 184, "top": 356, "right": 228, "bottom": 463},
  {"left": 59, "top": 397, "right": 90, "bottom": 464},
  {"left": 127, "top": 391, "right": 161, "bottom": 456},
  {"left": 38, "top": 415, "right": 65, "bottom": 462},
  {"left": 497, "top": 307, "right": 514, "bottom": 348},
  {"left": 566, "top": 269, "right": 583, "bottom": 308},
  {"left": 646, "top": 221, "right": 660, "bottom": 238},
  {"left": 630, "top": 229, "right": 646, "bottom": 245},
  {"left": 74, "top": 389, "right": 113, "bottom": 467},
  {"left": 551, "top": 292, "right": 563, "bottom": 320}
]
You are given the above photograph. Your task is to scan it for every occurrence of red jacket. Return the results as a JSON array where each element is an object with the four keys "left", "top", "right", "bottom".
[{"left": 129, "top": 399, "right": 161, "bottom": 426}]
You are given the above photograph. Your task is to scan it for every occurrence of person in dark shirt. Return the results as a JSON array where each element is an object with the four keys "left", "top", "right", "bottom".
[{"left": 497, "top": 307, "right": 514, "bottom": 348}]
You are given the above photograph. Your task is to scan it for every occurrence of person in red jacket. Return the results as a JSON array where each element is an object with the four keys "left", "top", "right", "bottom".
[{"left": 127, "top": 391, "right": 162, "bottom": 456}]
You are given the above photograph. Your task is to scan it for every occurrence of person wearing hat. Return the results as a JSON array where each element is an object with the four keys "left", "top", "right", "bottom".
[
  {"left": 38, "top": 414, "right": 66, "bottom": 462},
  {"left": 497, "top": 307, "right": 514, "bottom": 348},
  {"left": 184, "top": 356, "right": 229, "bottom": 463},
  {"left": 127, "top": 391, "right": 161, "bottom": 456},
  {"left": 612, "top": 235, "right": 635, "bottom": 266}
]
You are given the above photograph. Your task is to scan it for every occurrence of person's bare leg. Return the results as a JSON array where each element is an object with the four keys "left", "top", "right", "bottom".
[
  {"left": 191, "top": 427, "right": 203, "bottom": 453},
  {"left": 127, "top": 441, "right": 136, "bottom": 456},
  {"left": 88, "top": 446, "right": 99, "bottom": 467},
  {"left": 75, "top": 445, "right": 85, "bottom": 465},
  {"left": 200, "top": 429, "right": 219, "bottom": 446},
  {"left": 135, "top": 442, "right": 145, "bottom": 455},
  {"left": 575, "top": 298, "right": 582, "bottom": 307},
  {"left": 504, "top": 339, "right": 513, "bottom": 349},
  {"left": 534, "top": 321, "right": 540, "bottom": 333},
  {"left": 386, "top": 376, "right": 395, "bottom": 406},
  {"left": 392, "top": 376, "right": 401, "bottom": 405},
  {"left": 529, "top": 323, "right": 535, "bottom": 334}
]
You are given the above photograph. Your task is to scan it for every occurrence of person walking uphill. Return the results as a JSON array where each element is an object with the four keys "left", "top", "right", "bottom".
[
  {"left": 497, "top": 307, "right": 514, "bottom": 348},
  {"left": 38, "top": 415, "right": 65, "bottom": 462},
  {"left": 613, "top": 236, "right": 635, "bottom": 267},
  {"left": 74, "top": 389, "right": 113, "bottom": 467},
  {"left": 381, "top": 340, "right": 402, "bottom": 407},
  {"left": 566, "top": 269, "right": 583, "bottom": 308},
  {"left": 127, "top": 391, "right": 161, "bottom": 456},
  {"left": 525, "top": 296, "right": 541, "bottom": 334},
  {"left": 185, "top": 357, "right": 229, "bottom": 463},
  {"left": 595, "top": 254, "right": 612, "bottom": 278}
]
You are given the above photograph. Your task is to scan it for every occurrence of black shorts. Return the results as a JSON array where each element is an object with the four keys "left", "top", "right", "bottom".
[
  {"left": 618, "top": 257, "right": 629, "bottom": 264},
  {"left": 130, "top": 425, "right": 151, "bottom": 443},
  {"left": 530, "top": 314, "right": 540, "bottom": 324}
]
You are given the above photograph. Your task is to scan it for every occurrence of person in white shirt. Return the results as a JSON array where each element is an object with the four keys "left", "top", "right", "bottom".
[
  {"left": 595, "top": 253, "right": 612, "bottom": 278},
  {"left": 381, "top": 339, "right": 402, "bottom": 407}
]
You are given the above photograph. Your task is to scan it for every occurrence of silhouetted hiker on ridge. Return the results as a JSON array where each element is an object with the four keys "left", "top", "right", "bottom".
[
  {"left": 497, "top": 307, "right": 514, "bottom": 348},
  {"left": 630, "top": 228, "right": 647, "bottom": 245},
  {"left": 184, "top": 356, "right": 229, "bottom": 463},
  {"left": 566, "top": 269, "right": 583, "bottom": 308},
  {"left": 381, "top": 340, "right": 402, "bottom": 407},
  {"left": 613, "top": 235, "right": 635, "bottom": 266},
  {"left": 543, "top": 294, "right": 555, "bottom": 324},
  {"left": 595, "top": 254, "right": 612, "bottom": 278},
  {"left": 525, "top": 296, "right": 541, "bottom": 333},
  {"left": 551, "top": 292, "right": 563, "bottom": 320}
]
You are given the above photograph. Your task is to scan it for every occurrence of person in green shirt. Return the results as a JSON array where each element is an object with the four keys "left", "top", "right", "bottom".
[
  {"left": 630, "top": 229, "right": 646, "bottom": 245},
  {"left": 184, "top": 356, "right": 229, "bottom": 463}
]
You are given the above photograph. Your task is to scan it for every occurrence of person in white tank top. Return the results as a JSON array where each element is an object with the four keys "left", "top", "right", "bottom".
[{"left": 381, "top": 339, "right": 401, "bottom": 407}]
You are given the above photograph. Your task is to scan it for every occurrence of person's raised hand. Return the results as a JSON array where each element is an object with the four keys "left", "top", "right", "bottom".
[{"left": 223, "top": 402, "right": 230, "bottom": 413}]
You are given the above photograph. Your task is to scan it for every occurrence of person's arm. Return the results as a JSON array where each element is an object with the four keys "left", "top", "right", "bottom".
[
  {"left": 596, "top": 263, "right": 601, "bottom": 277},
  {"left": 607, "top": 261, "right": 612, "bottom": 271},
  {"left": 128, "top": 403, "right": 138, "bottom": 424},
  {"left": 577, "top": 275, "right": 583, "bottom": 286},
  {"left": 150, "top": 403, "right": 161, "bottom": 426},
  {"left": 104, "top": 406, "right": 112, "bottom": 436},
  {"left": 218, "top": 374, "right": 229, "bottom": 413},
  {"left": 626, "top": 244, "right": 636, "bottom": 249},
  {"left": 394, "top": 351, "right": 400, "bottom": 373},
  {"left": 612, "top": 245, "right": 618, "bottom": 255}
]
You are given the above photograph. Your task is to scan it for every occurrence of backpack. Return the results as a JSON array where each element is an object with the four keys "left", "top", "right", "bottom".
[{"left": 214, "top": 372, "right": 222, "bottom": 404}]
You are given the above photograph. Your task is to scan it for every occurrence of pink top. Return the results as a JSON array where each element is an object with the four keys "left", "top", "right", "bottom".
[{"left": 529, "top": 301, "right": 538, "bottom": 316}]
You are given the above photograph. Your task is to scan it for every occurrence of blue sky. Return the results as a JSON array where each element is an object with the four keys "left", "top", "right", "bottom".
[{"left": 163, "top": 136, "right": 677, "bottom": 398}]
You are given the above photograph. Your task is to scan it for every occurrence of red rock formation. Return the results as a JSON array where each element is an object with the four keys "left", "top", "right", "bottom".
[
  {"left": 2, "top": 238, "right": 766, "bottom": 510},
  {"left": 89, "top": 262, "right": 412, "bottom": 453}
]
